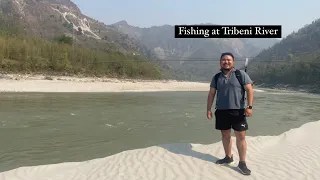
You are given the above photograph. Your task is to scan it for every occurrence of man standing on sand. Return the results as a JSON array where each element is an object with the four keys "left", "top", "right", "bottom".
[{"left": 206, "top": 52, "right": 253, "bottom": 175}]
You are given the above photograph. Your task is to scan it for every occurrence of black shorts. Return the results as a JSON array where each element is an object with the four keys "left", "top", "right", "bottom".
[{"left": 214, "top": 109, "right": 248, "bottom": 131}]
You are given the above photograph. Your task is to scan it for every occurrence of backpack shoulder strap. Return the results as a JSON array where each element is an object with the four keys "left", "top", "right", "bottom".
[
  {"left": 235, "top": 69, "right": 244, "bottom": 89},
  {"left": 214, "top": 72, "right": 221, "bottom": 89},
  {"left": 235, "top": 69, "right": 246, "bottom": 101}
]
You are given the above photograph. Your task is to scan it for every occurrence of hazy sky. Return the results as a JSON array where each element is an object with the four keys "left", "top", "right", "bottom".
[{"left": 72, "top": 0, "right": 320, "bottom": 38}]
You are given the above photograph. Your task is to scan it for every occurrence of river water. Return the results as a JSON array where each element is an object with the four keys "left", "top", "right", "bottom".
[{"left": 0, "top": 89, "right": 319, "bottom": 172}]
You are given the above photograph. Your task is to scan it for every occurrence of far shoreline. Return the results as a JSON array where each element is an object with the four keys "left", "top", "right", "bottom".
[
  {"left": 0, "top": 73, "right": 211, "bottom": 92},
  {"left": 1, "top": 73, "right": 318, "bottom": 94},
  {"left": 256, "top": 83, "right": 320, "bottom": 95}
]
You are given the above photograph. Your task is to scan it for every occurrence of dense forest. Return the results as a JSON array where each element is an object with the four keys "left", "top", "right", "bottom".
[
  {"left": 247, "top": 18, "right": 320, "bottom": 92},
  {"left": 248, "top": 53, "right": 320, "bottom": 84},
  {"left": 0, "top": 28, "right": 162, "bottom": 79}
]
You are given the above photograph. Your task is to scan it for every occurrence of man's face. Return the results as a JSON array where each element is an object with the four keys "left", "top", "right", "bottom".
[{"left": 220, "top": 55, "right": 234, "bottom": 70}]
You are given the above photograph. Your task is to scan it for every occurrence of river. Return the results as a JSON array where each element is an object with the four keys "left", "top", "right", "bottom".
[{"left": 0, "top": 89, "right": 319, "bottom": 172}]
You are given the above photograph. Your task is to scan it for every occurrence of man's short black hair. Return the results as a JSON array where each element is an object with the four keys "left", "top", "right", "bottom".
[{"left": 220, "top": 52, "right": 234, "bottom": 60}]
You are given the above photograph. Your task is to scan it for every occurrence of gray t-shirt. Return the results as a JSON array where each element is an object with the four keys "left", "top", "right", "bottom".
[{"left": 210, "top": 68, "right": 252, "bottom": 110}]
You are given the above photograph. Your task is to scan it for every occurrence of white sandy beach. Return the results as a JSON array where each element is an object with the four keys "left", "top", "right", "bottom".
[
  {"left": 0, "top": 74, "right": 268, "bottom": 92},
  {"left": 0, "top": 74, "right": 210, "bottom": 92},
  {"left": 0, "top": 120, "right": 319, "bottom": 180}
]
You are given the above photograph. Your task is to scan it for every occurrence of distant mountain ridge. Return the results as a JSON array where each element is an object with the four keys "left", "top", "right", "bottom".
[
  {"left": 110, "top": 20, "right": 280, "bottom": 81},
  {"left": 110, "top": 20, "right": 279, "bottom": 58}
]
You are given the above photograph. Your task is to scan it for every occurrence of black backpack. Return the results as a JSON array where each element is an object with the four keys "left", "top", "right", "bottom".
[{"left": 214, "top": 69, "right": 246, "bottom": 100}]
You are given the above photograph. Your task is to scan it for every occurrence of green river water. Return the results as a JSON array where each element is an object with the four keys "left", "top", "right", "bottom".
[{"left": 0, "top": 89, "right": 319, "bottom": 172}]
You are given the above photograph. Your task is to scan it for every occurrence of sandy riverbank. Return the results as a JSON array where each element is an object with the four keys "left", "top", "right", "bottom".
[
  {"left": 0, "top": 74, "right": 210, "bottom": 92},
  {"left": 1, "top": 120, "right": 319, "bottom": 179}
]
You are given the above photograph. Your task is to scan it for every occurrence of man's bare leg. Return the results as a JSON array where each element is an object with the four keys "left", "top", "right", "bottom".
[
  {"left": 221, "top": 129, "right": 232, "bottom": 157},
  {"left": 215, "top": 129, "right": 234, "bottom": 164},
  {"left": 234, "top": 130, "right": 251, "bottom": 175},
  {"left": 234, "top": 130, "right": 246, "bottom": 161}
]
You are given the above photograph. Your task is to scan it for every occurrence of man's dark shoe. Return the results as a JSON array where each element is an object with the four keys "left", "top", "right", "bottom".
[
  {"left": 237, "top": 161, "right": 251, "bottom": 175},
  {"left": 215, "top": 155, "right": 234, "bottom": 165}
]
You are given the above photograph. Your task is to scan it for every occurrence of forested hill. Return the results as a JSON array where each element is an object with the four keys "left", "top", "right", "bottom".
[
  {"left": 0, "top": 0, "right": 165, "bottom": 79},
  {"left": 0, "top": 29, "right": 162, "bottom": 79},
  {"left": 247, "top": 18, "right": 320, "bottom": 93}
]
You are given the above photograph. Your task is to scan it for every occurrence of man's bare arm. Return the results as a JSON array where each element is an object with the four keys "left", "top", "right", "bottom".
[
  {"left": 244, "top": 83, "right": 253, "bottom": 106},
  {"left": 207, "top": 88, "right": 216, "bottom": 111}
]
